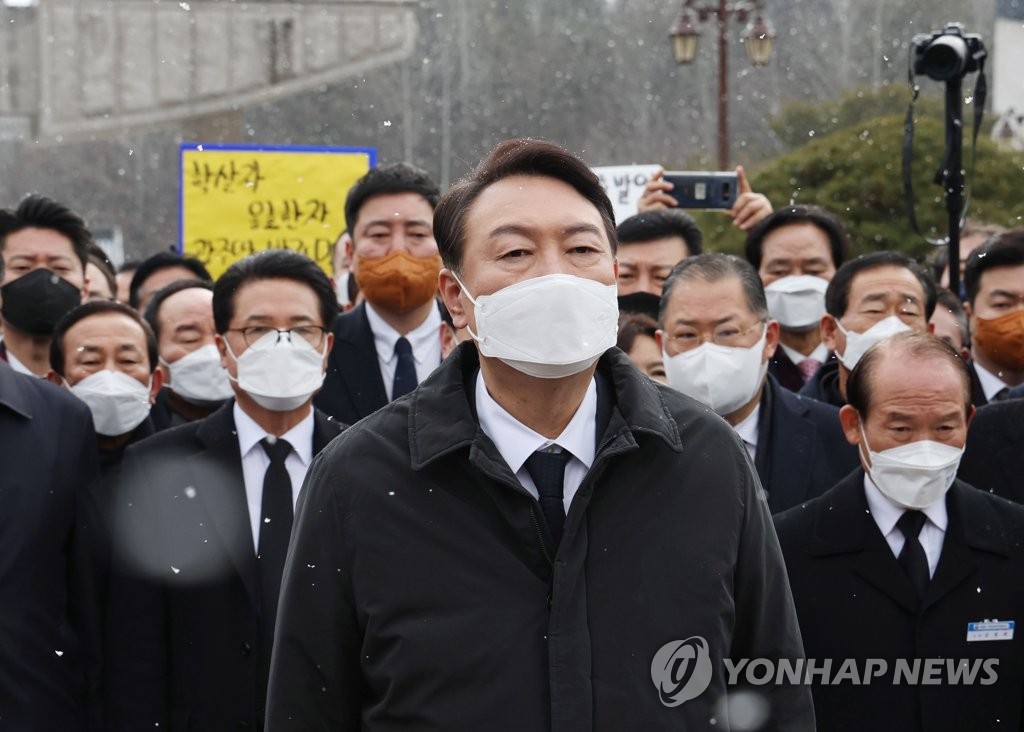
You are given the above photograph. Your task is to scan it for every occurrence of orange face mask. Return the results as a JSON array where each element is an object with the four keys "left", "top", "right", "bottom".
[
  {"left": 974, "top": 309, "right": 1024, "bottom": 371},
  {"left": 355, "top": 251, "right": 442, "bottom": 314}
]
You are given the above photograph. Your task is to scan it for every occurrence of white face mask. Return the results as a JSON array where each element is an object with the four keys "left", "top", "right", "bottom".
[
  {"left": 860, "top": 426, "right": 964, "bottom": 509},
  {"left": 454, "top": 272, "right": 619, "bottom": 379},
  {"left": 162, "top": 344, "right": 233, "bottom": 404},
  {"left": 662, "top": 327, "right": 768, "bottom": 416},
  {"left": 765, "top": 275, "right": 828, "bottom": 330},
  {"left": 225, "top": 330, "right": 327, "bottom": 412},
  {"left": 835, "top": 315, "right": 913, "bottom": 370},
  {"left": 70, "top": 369, "right": 153, "bottom": 437}
]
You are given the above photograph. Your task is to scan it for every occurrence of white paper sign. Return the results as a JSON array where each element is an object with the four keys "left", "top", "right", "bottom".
[{"left": 592, "top": 164, "right": 661, "bottom": 225}]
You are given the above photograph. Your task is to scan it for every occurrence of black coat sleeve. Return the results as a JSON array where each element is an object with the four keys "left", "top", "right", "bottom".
[
  {"left": 266, "top": 441, "right": 364, "bottom": 731},
  {"left": 102, "top": 448, "right": 170, "bottom": 731},
  {"left": 730, "top": 446, "right": 817, "bottom": 731}
]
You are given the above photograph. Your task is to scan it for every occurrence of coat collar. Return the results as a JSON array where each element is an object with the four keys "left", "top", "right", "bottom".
[
  {"left": 0, "top": 358, "right": 33, "bottom": 419},
  {"left": 408, "top": 344, "right": 683, "bottom": 471},
  {"left": 808, "top": 470, "right": 1011, "bottom": 613}
]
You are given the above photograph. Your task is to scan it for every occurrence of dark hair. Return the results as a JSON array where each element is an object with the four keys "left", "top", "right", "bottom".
[
  {"left": 847, "top": 331, "right": 971, "bottom": 417},
  {"left": 213, "top": 249, "right": 339, "bottom": 334},
  {"left": 744, "top": 204, "right": 849, "bottom": 271},
  {"left": 617, "top": 312, "right": 659, "bottom": 353},
  {"left": 964, "top": 230, "right": 1024, "bottom": 305},
  {"left": 934, "top": 288, "right": 970, "bottom": 350},
  {"left": 86, "top": 250, "right": 117, "bottom": 300},
  {"left": 345, "top": 163, "right": 441, "bottom": 234},
  {"left": 434, "top": 138, "right": 618, "bottom": 272},
  {"left": 0, "top": 194, "right": 93, "bottom": 275},
  {"left": 118, "top": 258, "right": 143, "bottom": 274},
  {"left": 617, "top": 210, "right": 703, "bottom": 256},
  {"left": 659, "top": 253, "right": 768, "bottom": 326},
  {"left": 129, "top": 252, "right": 213, "bottom": 309},
  {"left": 50, "top": 300, "right": 158, "bottom": 377},
  {"left": 825, "top": 251, "right": 937, "bottom": 320},
  {"left": 144, "top": 279, "right": 215, "bottom": 343}
]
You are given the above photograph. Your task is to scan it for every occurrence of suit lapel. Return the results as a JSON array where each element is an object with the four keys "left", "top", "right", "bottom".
[
  {"left": 810, "top": 471, "right": 920, "bottom": 614},
  {"left": 923, "top": 482, "right": 1009, "bottom": 612},
  {"left": 762, "top": 378, "right": 816, "bottom": 510},
  {"left": 190, "top": 403, "right": 261, "bottom": 610},
  {"left": 334, "top": 303, "right": 389, "bottom": 418}
]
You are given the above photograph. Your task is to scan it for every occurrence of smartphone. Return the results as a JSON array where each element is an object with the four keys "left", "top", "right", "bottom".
[{"left": 663, "top": 171, "right": 739, "bottom": 210}]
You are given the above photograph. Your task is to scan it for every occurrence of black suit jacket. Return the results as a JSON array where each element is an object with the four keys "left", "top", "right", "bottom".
[
  {"left": 104, "top": 401, "right": 344, "bottom": 732},
  {"left": 959, "top": 398, "right": 1024, "bottom": 504},
  {"left": 755, "top": 374, "right": 859, "bottom": 513},
  {"left": 797, "top": 355, "right": 844, "bottom": 408},
  {"left": 968, "top": 360, "right": 991, "bottom": 408},
  {"left": 314, "top": 302, "right": 389, "bottom": 424},
  {"left": 0, "top": 360, "right": 100, "bottom": 730},
  {"left": 775, "top": 471, "right": 1024, "bottom": 732},
  {"left": 768, "top": 346, "right": 811, "bottom": 393}
]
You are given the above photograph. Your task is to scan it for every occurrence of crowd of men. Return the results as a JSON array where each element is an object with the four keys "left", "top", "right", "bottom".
[{"left": 3, "top": 137, "right": 1024, "bottom": 731}]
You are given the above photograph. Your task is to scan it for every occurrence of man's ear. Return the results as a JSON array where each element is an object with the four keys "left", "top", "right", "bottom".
[
  {"left": 439, "top": 269, "right": 468, "bottom": 330},
  {"left": 838, "top": 404, "right": 862, "bottom": 447},
  {"left": 343, "top": 233, "right": 355, "bottom": 270},
  {"left": 655, "top": 328, "right": 665, "bottom": 352},
  {"left": 820, "top": 314, "right": 839, "bottom": 352},
  {"left": 763, "top": 319, "right": 780, "bottom": 361},
  {"left": 148, "top": 368, "right": 164, "bottom": 404},
  {"left": 45, "top": 370, "right": 65, "bottom": 388}
]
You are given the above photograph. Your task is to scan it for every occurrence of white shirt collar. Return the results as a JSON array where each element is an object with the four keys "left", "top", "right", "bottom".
[
  {"left": 732, "top": 402, "right": 760, "bottom": 454},
  {"left": 6, "top": 348, "right": 40, "bottom": 377},
  {"left": 779, "top": 341, "right": 829, "bottom": 366},
  {"left": 233, "top": 401, "right": 315, "bottom": 467},
  {"left": 862, "top": 471, "right": 948, "bottom": 535},
  {"left": 365, "top": 300, "right": 442, "bottom": 366},
  {"left": 475, "top": 370, "right": 597, "bottom": 476},
  {"left": 973, "top": 360, "right": 1010, "bottom": 402}
]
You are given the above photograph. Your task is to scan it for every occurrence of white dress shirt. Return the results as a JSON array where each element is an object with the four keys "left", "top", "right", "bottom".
[
  {"left": 973, "top": 360, "right": 1010, "bottom": 402},
  {"left": 234, "top": 402, "right": 315, "bottom": 549},
  {"left": 863, "top": 473, "right": 947, "bottom": 578},
  {"left": 6, "top": 348, "right": 39, "bottom": 377},
  {"left": 365, "top": 301, "right": 443, "bottom": 401},
  {"left": 779, "top": 341, "right": 829, "bottom": 367},
  {"left": 475, "top": 371, "right": 596, "bottom": 513},
  {"left": 732, "top": 403, "right": 761, "bottom": 462}
]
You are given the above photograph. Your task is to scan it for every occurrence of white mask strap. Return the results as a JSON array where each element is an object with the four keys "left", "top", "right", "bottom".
[{"left": 449, "top": 271, "right": 482, "bottom": 344}]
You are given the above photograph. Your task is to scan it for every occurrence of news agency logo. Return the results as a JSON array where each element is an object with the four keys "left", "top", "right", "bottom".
[
  {"left": 650, "top": 636, "right": 714, "bottom": 706},
  {"left": 651, "top": 635, "right": 1003, "bottom": 707}
]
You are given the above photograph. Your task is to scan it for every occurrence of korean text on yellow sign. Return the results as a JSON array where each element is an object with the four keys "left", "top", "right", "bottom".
[{"left": 179, "top": 143, "right": 376, "bottom": 279}]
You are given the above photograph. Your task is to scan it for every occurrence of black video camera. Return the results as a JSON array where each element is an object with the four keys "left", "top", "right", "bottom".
[{"left": 911, "top": 23, "right": 986, "bottom": 82}]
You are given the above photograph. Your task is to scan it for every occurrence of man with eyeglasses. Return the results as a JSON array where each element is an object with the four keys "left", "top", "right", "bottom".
[
  {"left": 657, "top": 253, "right": 858, "bottom": 512},
  {"left": 103, "top": 250, "right": 345, "bottom": 732}
]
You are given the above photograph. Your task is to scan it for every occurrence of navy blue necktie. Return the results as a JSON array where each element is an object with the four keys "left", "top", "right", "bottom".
[
  {"left": 896, "top": 510, "right": 929, "bottom": 598},
  {"left": 392, "top": 336, "right": 417, "bottom": 400},
  {"left": 525, "top": 450, "right": 571, "bottom": 551}
]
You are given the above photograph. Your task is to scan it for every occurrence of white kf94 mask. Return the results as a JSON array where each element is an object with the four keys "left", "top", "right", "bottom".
[
  {"left": 662, "top": 327, "right": 768, "bottom": 416},
  {"left": 764, "top": 275, "right": 828, "bottom": 330},
  {"left": 454, "top": 272, "right": 619, "bottom": 379},
  {"left": 835, "top": 315, "right": 913, "bottom": 370},
  {"left": 70, "top": 369, "right": 153, "bottom": 437},
  {"left": 225, "top": 330, "right": 327, "bottom": 411},
  {"left": 860, "top": 426, "right": 964, "bottom": 509}
]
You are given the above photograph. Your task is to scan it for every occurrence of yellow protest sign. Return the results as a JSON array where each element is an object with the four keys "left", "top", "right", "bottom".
[{"left": 179, "top": 143, "right": 376, "bottom": 279}]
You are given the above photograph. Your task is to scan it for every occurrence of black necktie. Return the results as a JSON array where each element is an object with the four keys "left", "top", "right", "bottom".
[
  {"left": 525, "top": 450, "right": 571, "bottom": 551},
  {"left": 258, "top": 437, "right": 293, "bottom": 635},
  {"left": 993, "top": 386, "right": 1011, "bottom": 402},
  {"left": 896, "top": 510, "right": 930, "bottom": 598},
  {"left": 392, "top": 336, "right": 417, "bottom": 400}
]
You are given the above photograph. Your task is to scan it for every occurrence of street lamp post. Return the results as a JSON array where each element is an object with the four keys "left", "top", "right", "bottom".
[{"left": 670, "top": 0, "right": 776, "bottom": 170}]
